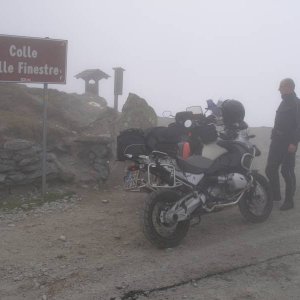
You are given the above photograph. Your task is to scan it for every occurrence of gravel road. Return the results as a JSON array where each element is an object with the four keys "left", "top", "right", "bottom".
[{"left": 0, "top": 184, "right": 299, "bottom": 300}]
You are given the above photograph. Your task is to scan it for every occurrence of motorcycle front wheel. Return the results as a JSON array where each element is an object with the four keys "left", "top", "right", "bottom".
[
  {"left": 143, "top": 190, "right": 190, "bottom": 248},
  {"left": 238, "top": 172, "right": 273, "bottom": 223}
]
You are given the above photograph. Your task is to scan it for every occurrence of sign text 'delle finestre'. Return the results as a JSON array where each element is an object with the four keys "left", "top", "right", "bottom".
[{"left": 0, "top": 45, "right": 61, "bottom": 76}]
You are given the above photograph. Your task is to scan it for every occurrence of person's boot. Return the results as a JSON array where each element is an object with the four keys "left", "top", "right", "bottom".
[{"left": 280, "top": 200, "right": 294, "bottom": 211}]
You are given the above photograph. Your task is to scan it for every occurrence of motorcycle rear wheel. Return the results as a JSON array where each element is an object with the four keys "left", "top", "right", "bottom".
[
  {"left": 238, "top": 172, "right": 273, "bottom": 223},
  {"left": 143, "top": 190, "right": 190, "bottom": 248}
]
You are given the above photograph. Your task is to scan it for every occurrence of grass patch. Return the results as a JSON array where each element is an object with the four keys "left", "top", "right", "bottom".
[{"left": 0, "top": 190, "right": 76, "bottom": 212}]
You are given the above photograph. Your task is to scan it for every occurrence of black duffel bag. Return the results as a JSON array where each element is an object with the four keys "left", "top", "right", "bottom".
[
  {"left": 192, "top": 123, "right": 218, "bottom": 144},
  {"left": 116, "top": 128, "right": 147, "bottom": 161},
  {"left": 145, "top": 124, "right": 187, "bottom": 157}
]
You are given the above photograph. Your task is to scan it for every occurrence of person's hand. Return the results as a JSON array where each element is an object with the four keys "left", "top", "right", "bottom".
[{"left": 288, "top": 144, "right": 297, "bottom": 153}]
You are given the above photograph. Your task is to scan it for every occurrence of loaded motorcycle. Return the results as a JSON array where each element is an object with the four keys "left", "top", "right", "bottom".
[
  {"left": 117, "top": 100, "right": 273, "bottom": 248},
  {"left": 117, "top": 104, "right": 217, "bottom": 190}
]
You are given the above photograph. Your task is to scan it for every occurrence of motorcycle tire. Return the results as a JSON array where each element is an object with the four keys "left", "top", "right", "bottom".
[
  {"left": 238, "top": 172, "right": 273, "bottom": 223},
  {"left": 143, "top": 189, "right": 190, "bottom": 248}
]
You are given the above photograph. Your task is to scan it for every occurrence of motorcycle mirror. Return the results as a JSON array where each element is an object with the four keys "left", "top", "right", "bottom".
[
  {"left": 184, "top": 120, "right": 192, "bottom": 128},
  {"left": 186, "top": 106, "right": 203, "bottom": 115}
]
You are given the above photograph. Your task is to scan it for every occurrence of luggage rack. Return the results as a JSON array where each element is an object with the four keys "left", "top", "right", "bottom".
[
  {"left": 147, "top": 162, "right": 180, "bottom": 188},
  {"left": 123, "top": 152, "right": 183, "bottom": 191},
  {"left": 124, "top": 169, "right": 147, "bottom": 191}
]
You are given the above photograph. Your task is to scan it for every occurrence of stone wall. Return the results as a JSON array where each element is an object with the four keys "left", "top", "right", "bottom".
[
  {"left": 0, "top": 136, "right": 112, "bottom": 189},
  {"left": 73, "top": 135, "right": 112, "bottom": 184}
]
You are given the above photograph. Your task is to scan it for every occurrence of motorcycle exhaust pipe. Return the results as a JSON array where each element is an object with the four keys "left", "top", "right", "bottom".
[{"left": 169, "top": 194, "right": 204, "bottom": 222}]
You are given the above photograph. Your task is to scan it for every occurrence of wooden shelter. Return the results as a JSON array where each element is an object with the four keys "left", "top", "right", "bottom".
[{"left": 75, "top": 69, "right": 110, "bottom": 96}]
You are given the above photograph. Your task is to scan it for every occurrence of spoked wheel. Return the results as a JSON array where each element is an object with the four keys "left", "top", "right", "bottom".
[
  {"left": 239, "top": 172, "right": 273, "bottom": 223},
  {"left": 143, "top": 190, "right": 190, "bottom": 248}
]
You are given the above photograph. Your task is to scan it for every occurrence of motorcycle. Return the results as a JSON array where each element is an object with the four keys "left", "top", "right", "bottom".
[
  {"left": 118, "top": 106, "right": 217, "bottom": 191},
  {"left": 117, "top": 100, "right": 273, "bottom": 248}
]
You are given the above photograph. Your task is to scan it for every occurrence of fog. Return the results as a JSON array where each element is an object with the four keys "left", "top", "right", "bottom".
[{"left": 1, "top": 0, "right": 300, "bottom": 126}]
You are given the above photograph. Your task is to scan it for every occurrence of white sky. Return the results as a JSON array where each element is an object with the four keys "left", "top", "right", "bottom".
[{"left": 1, "top": 0, "right": 300, "bottom": 126}]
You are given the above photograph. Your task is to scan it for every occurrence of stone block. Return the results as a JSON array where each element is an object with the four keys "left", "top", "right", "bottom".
[{"left": 4, "top": 139, "right": 34, "bottom": 151}]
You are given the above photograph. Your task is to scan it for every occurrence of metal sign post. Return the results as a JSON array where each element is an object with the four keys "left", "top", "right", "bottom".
[
  {"left": 0, "top": 34, "right": 67, "bottom": 198},
  {"left": 42, "top": 83, "right": 48, "bottom": 197},
  {"left": 114, "top": 94, "right": 118, "bottom": 111}
]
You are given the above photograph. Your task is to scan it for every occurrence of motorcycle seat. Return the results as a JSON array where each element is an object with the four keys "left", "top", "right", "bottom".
[
  {"left": 177, "top": 155, "right": 213, "bottom": 174},
  {"left": 217, "top": 139, "right": 252, "bottom": 152}
]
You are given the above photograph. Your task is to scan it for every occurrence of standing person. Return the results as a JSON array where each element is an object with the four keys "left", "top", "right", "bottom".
[{"left": 265, "top": 78, "right": 300, "bottom": 210}]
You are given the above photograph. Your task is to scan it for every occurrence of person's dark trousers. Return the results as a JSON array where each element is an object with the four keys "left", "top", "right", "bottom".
[
  {"left": 281, "top": 150, "right": 296, "bottom": 203},
  {"left": 265, "top": 139, "right": 296, "bottom": 203}
]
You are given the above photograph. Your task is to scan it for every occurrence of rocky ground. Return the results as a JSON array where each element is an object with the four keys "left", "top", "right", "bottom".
[{"left": 0, "top": 173, "right": 300, "bottom": 300}]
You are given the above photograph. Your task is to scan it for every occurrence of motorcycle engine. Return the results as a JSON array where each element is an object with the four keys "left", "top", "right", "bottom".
[
  {"left": 223, "top": 173, "right": 248, "bottom": 191},
  {"left": 207, "top": 173, "right": 248, "bottom": 201}
]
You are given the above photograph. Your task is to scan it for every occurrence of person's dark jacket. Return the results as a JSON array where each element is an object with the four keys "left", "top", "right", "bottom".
[{"left": 271, "top": 92, "right": 300, "bottom": 145}]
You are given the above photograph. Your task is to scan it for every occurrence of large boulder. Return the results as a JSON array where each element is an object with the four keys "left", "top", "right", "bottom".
[{"left": 120, "top": 93, "right": 157, "bottom": 130}]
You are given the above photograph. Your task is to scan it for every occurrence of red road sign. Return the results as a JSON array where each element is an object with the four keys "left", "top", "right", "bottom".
[{"left": 0, "top": 35, "right": 67, "bottom": 84}]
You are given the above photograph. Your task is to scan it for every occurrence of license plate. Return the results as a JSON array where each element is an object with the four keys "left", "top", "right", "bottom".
[{"left": 124, "top": 170, "right": 140, "bottom": 190}]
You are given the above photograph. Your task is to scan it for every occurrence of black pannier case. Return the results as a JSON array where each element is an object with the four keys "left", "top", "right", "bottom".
[{"left": 117, "top": 128, "right": 147, "bottom": 161}]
